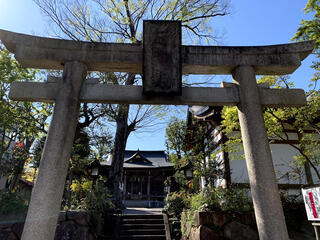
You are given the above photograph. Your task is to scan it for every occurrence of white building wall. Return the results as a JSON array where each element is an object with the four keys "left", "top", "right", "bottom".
[{"left": 230, "top": 143, "right": 320, "bottom": 185}]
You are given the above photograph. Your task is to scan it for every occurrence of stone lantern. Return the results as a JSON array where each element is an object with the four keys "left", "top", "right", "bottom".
[{"left": 181, "top": 161, "right": 194, "bottom": 180}]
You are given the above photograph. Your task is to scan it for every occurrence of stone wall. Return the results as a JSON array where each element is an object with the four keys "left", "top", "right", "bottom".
[
  {"left": 183, "top": 211, "right": 259, "bottom": 240},
  {"left": 183, "top": 210, "right": 316, "bottom": 240},
  {"left": 0, "top": 211, "right": 96, "bottom": 240}
]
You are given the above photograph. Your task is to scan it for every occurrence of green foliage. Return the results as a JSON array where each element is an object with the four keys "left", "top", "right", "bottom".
[
  {"left": 165, "top": 117, "right": 188, "bottom": 167},
  {"left": 164, "top": 186, "right": 252, "bottom": 230},
  {"left": 88, "top": 126, "right": 113, "bottom": 162},
  {"left": 174, "top": 170, "right": 188, "bottom": 189},
  {"left": 181, "top": 210, "right": 195, "bottom": 238},
  {"left": 164, "top": 191, "right": 189, "bottom": 218},
  {"left": 0, "top": 190, "right": 28, "bottom": 214},
  {"left": 165, "top": 117, "right": 225, "bottom": 191},
  {"left": 222, "top": 75, "right": 320, "bottom": 182},
  {"left": 69, "top": 130, "right": 91, "bottom": 175},
  {"left": 210, "top": 186, "right": 252, "bottom": 212},
  {"left": 190, "top": 186, "right": 251, "bottom": 213},
  {"left": 64, "top": 177, "right": 114, "bottom": 212},
  {"left": 0, "top": 46, "right": 52, "bottom": 177},
  {"left": 82, "top": 180, "right": 114, "bottom": 213},
  {"left": 180, "top": 186, "right": 252, "bottom": 238},
  {"left": 293, "top": 0, "right": 320, "bottom": 83}
]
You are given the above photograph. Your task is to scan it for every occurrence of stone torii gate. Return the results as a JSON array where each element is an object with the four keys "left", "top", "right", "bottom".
[{"left": 0, "top": 21, "right": 314, "bottom": 240}]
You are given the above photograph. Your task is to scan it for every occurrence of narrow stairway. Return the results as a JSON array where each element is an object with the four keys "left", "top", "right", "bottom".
[{"left": 119, "top": 214, "right": 167, "bottom": 240}]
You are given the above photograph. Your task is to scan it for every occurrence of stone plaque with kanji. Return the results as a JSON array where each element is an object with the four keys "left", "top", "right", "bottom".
[{"left": 143, "top": 20, "right": 182, "bottom": 96}]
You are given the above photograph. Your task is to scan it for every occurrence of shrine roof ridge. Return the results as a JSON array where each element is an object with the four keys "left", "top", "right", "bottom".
[
  {"left": 101, "top": 150, "right": 173, "bottom": 169},
  {"left": 0, "top": 29, "right": 315, "bottom": 75}
]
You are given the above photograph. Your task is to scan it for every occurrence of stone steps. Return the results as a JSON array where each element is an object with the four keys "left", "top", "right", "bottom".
[
  {"left": 119, "top": 235, "right": 166, "bottom": 240},
  {"left": 122, "top": 218, "right": 164, "bottom": 224},
  {"left": 119, "top": 214, "right": 167, "bottom": 240},
  {"left": 123, "top": 214, "right": 164, "bottom": 219},
  {"left": 121, "top": 224, "right": 165, "bottom": 229},
  {"left": 120, "top": 229, "right": 165, "bottom": 235}
]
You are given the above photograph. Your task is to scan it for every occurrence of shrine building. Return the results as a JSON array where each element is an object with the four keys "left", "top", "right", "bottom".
[{"left": 93, "top": 150, "right": 174, "bottom": 207}]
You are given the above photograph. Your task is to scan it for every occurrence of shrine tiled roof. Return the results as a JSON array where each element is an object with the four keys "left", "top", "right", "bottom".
[{"left": 101, "top": 150, "right": 174, "bottom": 169}]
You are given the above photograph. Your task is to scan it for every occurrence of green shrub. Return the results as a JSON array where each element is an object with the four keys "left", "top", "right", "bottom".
[
  {"left": 181, "top": 209, "right": 195, "bottom": 239},
  {"left": 281, "top": 194, "right": 306, "bottom": 230},
  {"left": 0, "top": 190, "right": 28, "bottom": 215},
  {"left": 187, "top": 186, "right": 252, "bottom": 213},
  {"left": 164, "top": 191, "right": 189, "bottom": 218},
  {"left": 63, "top": 178, "right": 114, "bottom": 212},
  {"left": 83, "top": 180, "right": 114, "bottom": 213},
  {"left": 180, "top": 186, "right": 253, "bottom": 237},
  {"left": 211, "top": 186, "right": 252, "bottom": 212}
]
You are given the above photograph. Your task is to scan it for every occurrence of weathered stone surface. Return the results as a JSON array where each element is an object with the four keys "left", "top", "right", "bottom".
[
  {"left": 235, "top": 212, "right": 255, "bottom": 226},
  {"left": 21, "top": 61, "right": 87, "bottom": 240},
  {"left": 0, "top": 223, "right": 13, "bottom": 229},
  {"left": 0, "top": 175, "right": 7, "bottom": 189},
  {"left": 190, "top": 226, "right": 220, "bottom": 240},
  {"left": 224, "top": 221, "right": 258, "bottom": 240},
  {"left": 67, "top": 211, "right": 89, "bottom": 226},
  {"left": 233, "top": 66, "right": 289, "bottom": 240},
  {"left": 194, "top": 211, "right": 213, "bottom": 227},
  {"left": 54, "top": 221, "right": 89, "bottom": 240},
  {"left": 0, "top": 211, "right": 93, "bottom": 240},
  {"left": 213, "top": 211, "right": 230, "bottom": 227},
  {"left": 12, "top": 222, "right": 24, "bottom": 238},
  {"left": 143, "top": 20, "right": 181, "bottom": 95},
  {"left": 0, "top": 29, "right": 314, "bottom": 75},
  {"left": 58, "top": 211, "right": 67, "bottom": 222},
  {"left": 0, "top": 211, "right": 27, "bottom": 224},
  {"left": 0, "top": 228, "right": 18, "bottom": 240},
  {"left": 9, "top": 81, "right": 306, "bottom": 107},
  {"left": 195, "top": 211, "right": 230, "bottom": 227}
]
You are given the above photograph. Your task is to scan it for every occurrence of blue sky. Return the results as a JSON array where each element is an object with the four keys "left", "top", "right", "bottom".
[{"left": 0, "top": 0, "right": 316, "bottom": 151}]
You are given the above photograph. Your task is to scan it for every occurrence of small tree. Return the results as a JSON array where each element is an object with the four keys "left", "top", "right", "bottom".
[
  {"left": 165, "top": 117, "right": 223, "bottom": 190},
  {"left": 293, "top": 0, "right": 320, "bottom": 84},
  {"left": 0, "top": 46, "right": 52, "bottom": 189}
]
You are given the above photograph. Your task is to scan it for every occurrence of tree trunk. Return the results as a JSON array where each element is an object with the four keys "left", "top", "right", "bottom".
[
  {"left": 297, "top": 132, "right": 314, "bottom": 185},
  {"left": 221, "top": 133, "right": 231, "bottom": 188},
  {"left": 109, "top": 74, "right": 135, "bottom": 210},
  {"left": 110, "top": 104, "right": 130, "bottom": 209},
  {"left": 304, "top": 161, "right": 314, "bottom": 185}
]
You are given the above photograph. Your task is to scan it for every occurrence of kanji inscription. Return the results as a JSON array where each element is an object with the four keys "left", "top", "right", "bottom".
[{"left": 143, "top": 20, "right": 182, "bottom": 96}]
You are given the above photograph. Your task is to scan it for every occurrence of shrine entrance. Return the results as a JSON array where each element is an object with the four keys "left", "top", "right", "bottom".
[
  {"left": 0, "top": 20, "right": 314, "bottom": 240},
  {"left": 124, "top": 171, "right": 167, "bottom": 202},
  {"left": 128, "top": 175, "right": 146, "bottom": 200}
]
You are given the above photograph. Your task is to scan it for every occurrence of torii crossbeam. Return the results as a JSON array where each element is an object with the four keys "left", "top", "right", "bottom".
[{"left": 0, "top": 25, "right": 314, "bottom": 240}]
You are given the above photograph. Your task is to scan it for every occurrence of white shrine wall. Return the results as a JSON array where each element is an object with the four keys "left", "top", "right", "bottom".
[{"left": 209, "top": 127, "right": 320, "bottom": 193}]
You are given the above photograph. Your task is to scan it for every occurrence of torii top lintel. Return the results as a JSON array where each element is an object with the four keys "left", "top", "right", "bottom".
[{"left": 0, "top": 29, "right": 315, "bottom": 75}]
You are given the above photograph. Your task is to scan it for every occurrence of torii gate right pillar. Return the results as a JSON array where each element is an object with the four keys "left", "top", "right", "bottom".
[{"left": 233, "top": 65, "right": 289, "bottom": 240}]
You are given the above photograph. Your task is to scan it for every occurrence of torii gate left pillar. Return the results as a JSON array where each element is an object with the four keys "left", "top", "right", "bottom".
[
  {"left": 21, "top": 61, "right": 87, "bottom": 239},
  {"left": 0, "top": 24, "right": 315, "bottom": 240}
]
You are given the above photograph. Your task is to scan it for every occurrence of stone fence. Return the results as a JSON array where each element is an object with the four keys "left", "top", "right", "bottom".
[
  {"left": 183, "top": 210, "right": 316, "bottom": 240},
  {"left": 0, "top": 211, "right": 95, "bottom": 240},
  {"left": 182, "top": 211, "right": 259, "bottom": 240}
]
